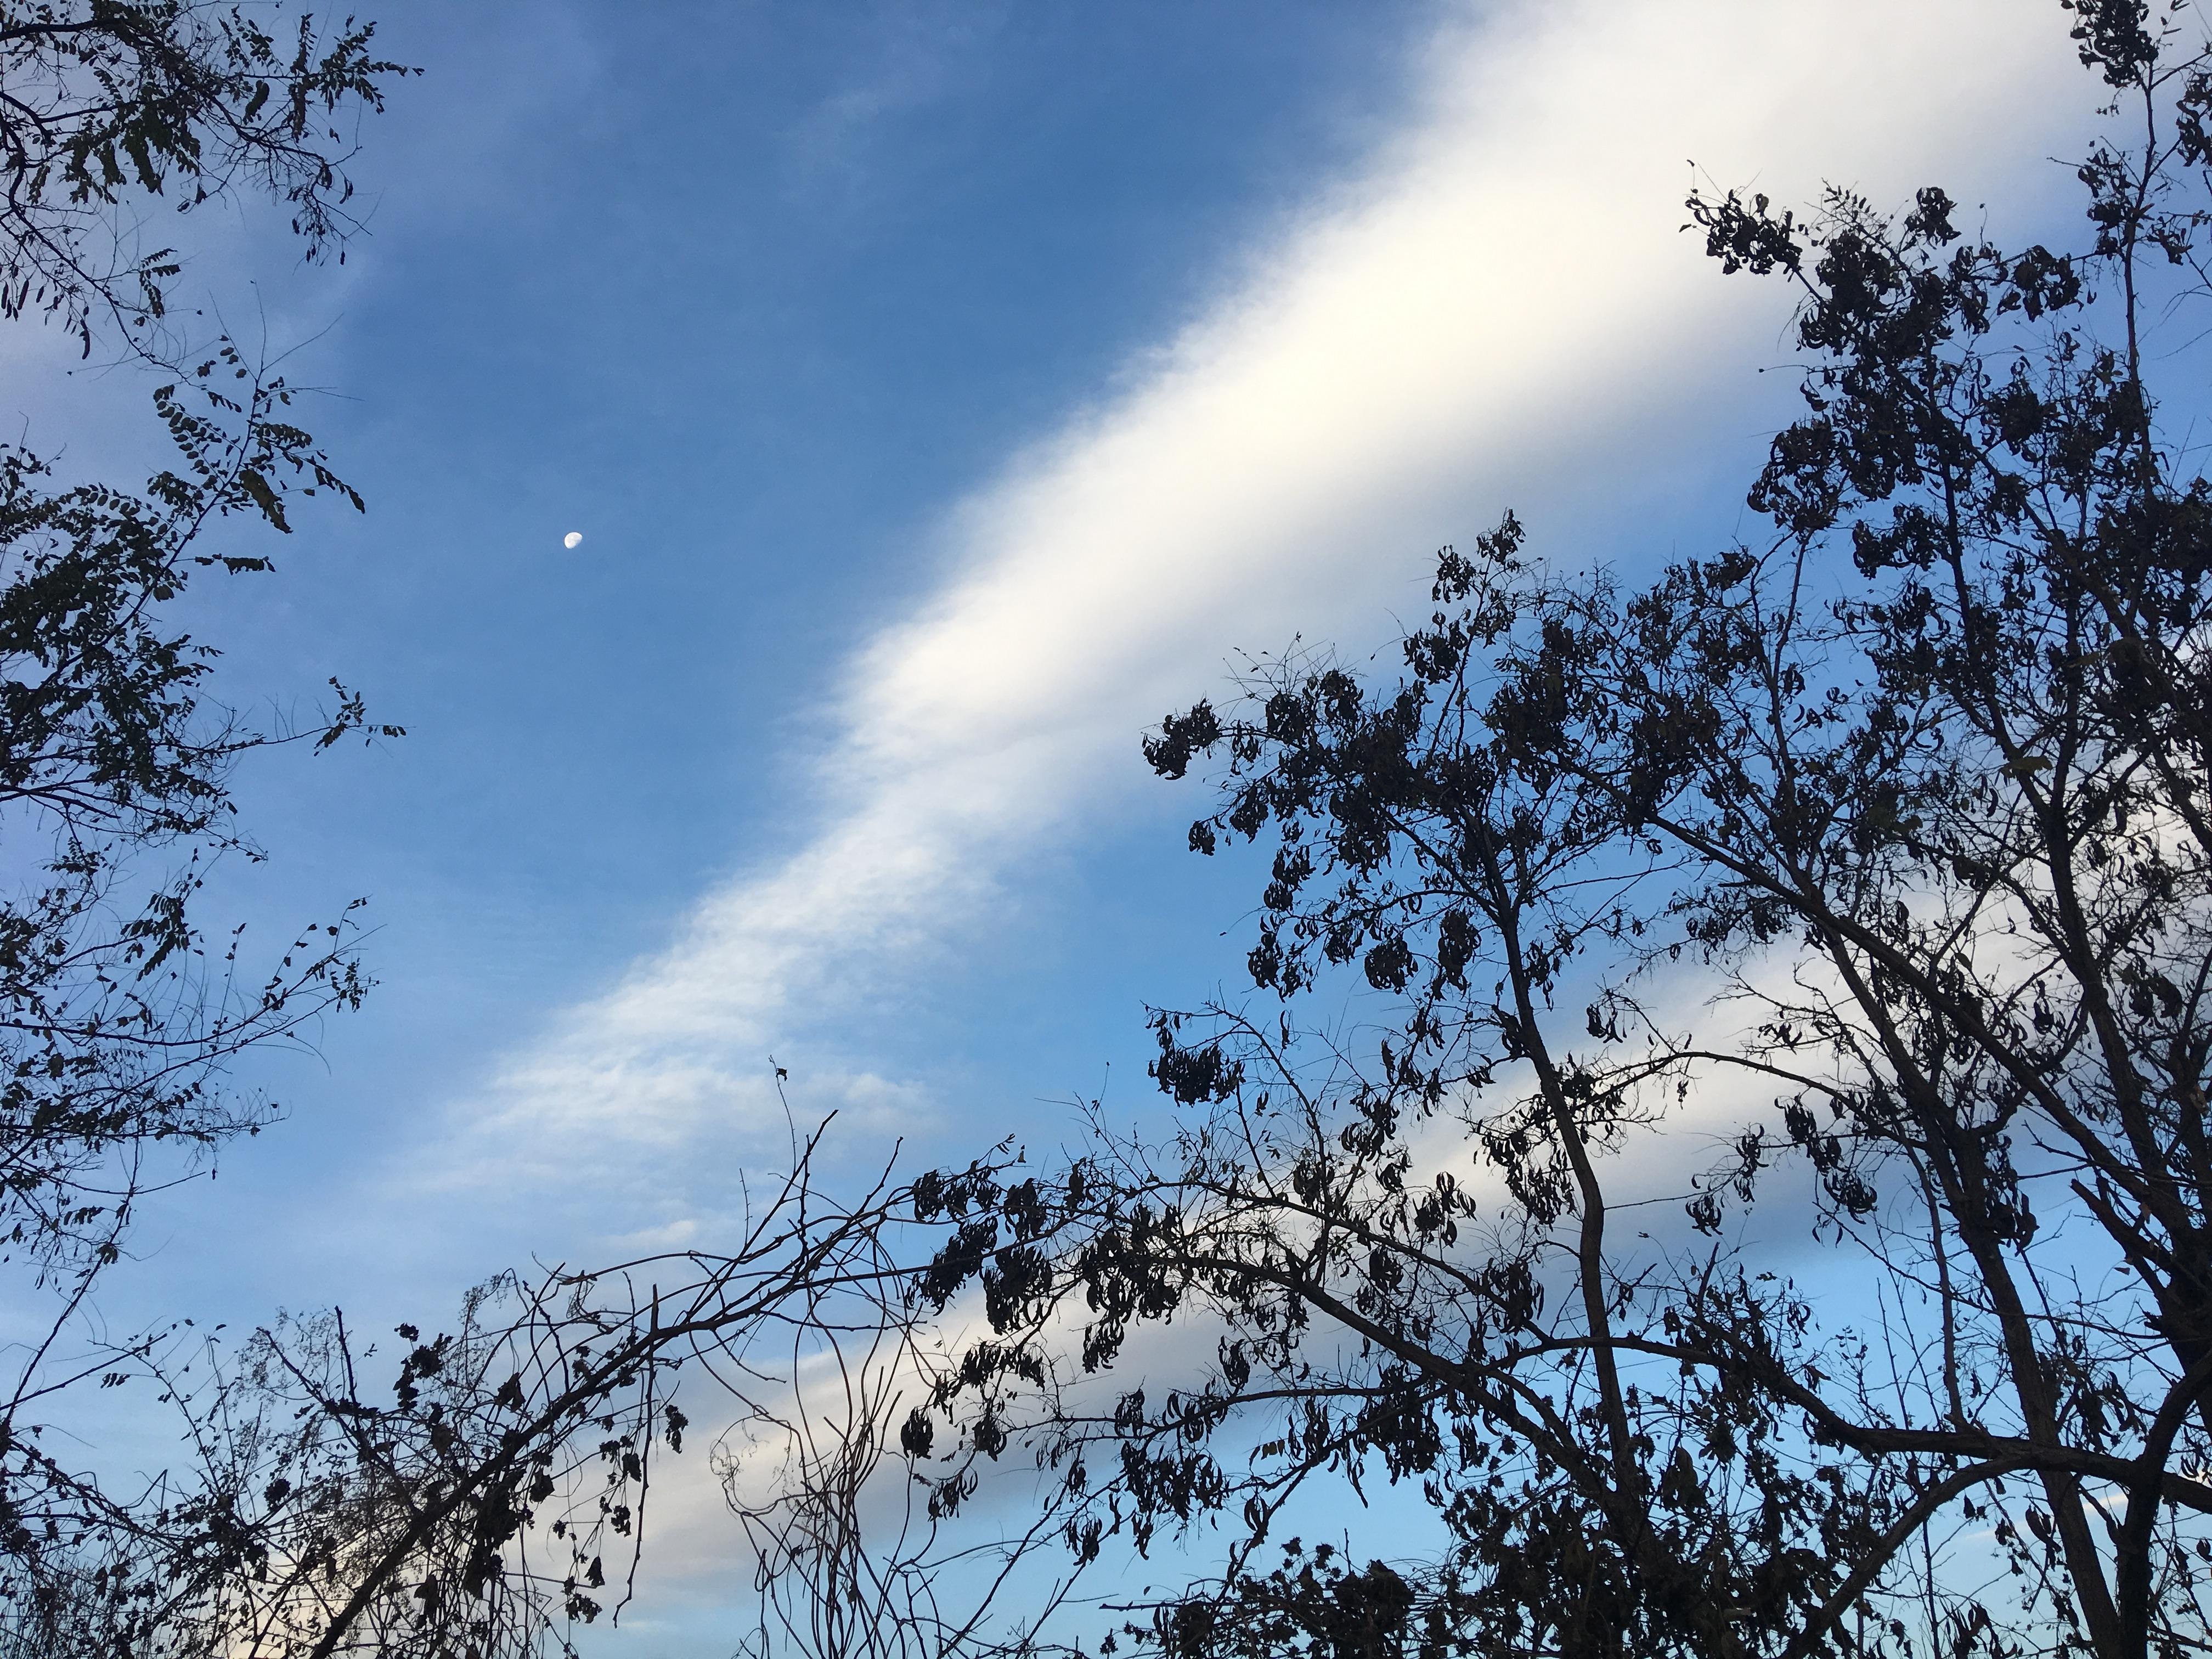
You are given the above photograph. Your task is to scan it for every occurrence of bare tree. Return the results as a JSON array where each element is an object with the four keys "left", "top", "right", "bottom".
[{"left": 0, "top": 1121, "right": 1062, "bottom": 1659}]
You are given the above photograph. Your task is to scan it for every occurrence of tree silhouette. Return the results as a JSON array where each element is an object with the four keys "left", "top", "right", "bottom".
[
  {"left": 910, "top": 6, "right": 2212, "bottom": 1656},
  {"left": 0, "top": 4, "right": 408, "bottom": 1648}
]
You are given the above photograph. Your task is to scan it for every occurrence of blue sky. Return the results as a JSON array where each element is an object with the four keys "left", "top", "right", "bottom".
[{"left": 7, "top": 0, "right": 2118, "bottom": 1638}]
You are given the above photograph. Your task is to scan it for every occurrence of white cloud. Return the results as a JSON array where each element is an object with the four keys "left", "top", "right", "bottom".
[{"left": 448, "top": 0, "right": 2087, "bottom": 1187}]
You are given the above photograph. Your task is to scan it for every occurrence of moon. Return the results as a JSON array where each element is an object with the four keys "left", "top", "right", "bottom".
[{"left": 562, "top": 531, "right": 583, "bottom": 549}]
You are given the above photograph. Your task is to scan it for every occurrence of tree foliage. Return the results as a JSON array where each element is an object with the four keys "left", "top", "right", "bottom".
[
  {"left": 904, "top": 7, "right": 2212, "bottom": 1657},
  {"left": 0, "top": 342, "right": 383, "bottom": 1280},
  {"left": 0, "top": 0, "right": 410, "bottom": 356},
  {"left": 0, "top": 3, "right": 408, "bottom": 1649}
]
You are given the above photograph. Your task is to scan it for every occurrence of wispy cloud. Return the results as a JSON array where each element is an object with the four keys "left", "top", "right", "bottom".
[
  {"left": 444, "top": 0, "right": 2083, "bottom": 1192},
  {"left": 780, "top": 1, "right": 1005, "bottom": 210}
]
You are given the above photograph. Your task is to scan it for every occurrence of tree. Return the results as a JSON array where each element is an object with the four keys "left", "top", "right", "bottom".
[
  {"left": 0, "top": 1084, "right": 1063, "bottom": 1659},
  {"left": 0, "top": 0, "right": 410, "bottom": 1266},
  {"left": 18, "top": 1125, "right": 999, "bottom": 1659},
  {"left": 0, "top": 2, "right": 409, "bottom": 1646},
  {"left": 0, "top": 1, "right": 405, "bottom": 358},
  {"left": 904, "top": 5, "right": 2212, "bottom": 1657}
]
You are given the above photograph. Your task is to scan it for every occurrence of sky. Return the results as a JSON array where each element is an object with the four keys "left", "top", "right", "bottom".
[{"left": 2, "top": 0, "right": 2124, "bottom": 1643}]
